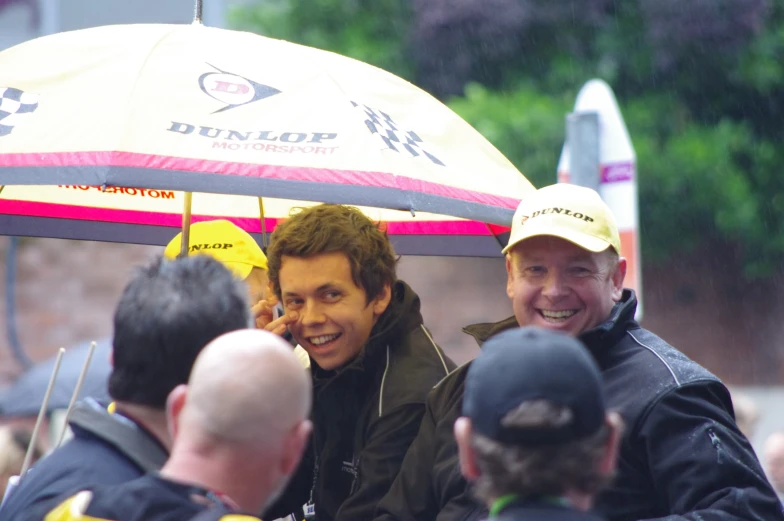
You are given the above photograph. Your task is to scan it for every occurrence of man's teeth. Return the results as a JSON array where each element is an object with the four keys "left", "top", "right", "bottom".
[
  {"left": 541, "top": 310, "right": 577, "bottom": 321},
  {"left": 310, "top": 334, "right": 340, "bottom": 346}
]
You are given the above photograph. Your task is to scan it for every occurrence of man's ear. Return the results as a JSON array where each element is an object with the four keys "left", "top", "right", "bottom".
[
  {"left": 611, "top": 257, "right": 627, "bottom": 302},
  {"left": 506, "top": 255, "right": 515, "bottom": 300},
  {"left": 281, "top": 419, "right": 313, "bottom": 476},
  {"left": 454, "top": 417, "right": 480, "bottom": 481},
  {"left": 166, "top": 384, "right": 188, "bottom": 442},
  {"left": 372, "top": 283, "right": 393, "bottom": 317},
  {"left": 599, "top": 412, "right": 624, "bottom": 476}
]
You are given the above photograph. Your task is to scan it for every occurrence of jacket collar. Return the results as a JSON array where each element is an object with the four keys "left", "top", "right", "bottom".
[
  {"left": 578, "top": 289, "right": 637, "bottom": 352},
  {"left": 493, "top": 497, "right": 604, "bottom": 521},
  {"left": 462, "top": 316, "right": 519, "bottom": 347},
  {"left": 69, "top": 400, "right": 169, "bottom": 472}
]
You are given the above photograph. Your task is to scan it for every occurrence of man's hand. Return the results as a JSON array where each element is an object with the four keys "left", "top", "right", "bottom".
[{"left": 252, "top": 296, "right": 299, "bottom": 336}]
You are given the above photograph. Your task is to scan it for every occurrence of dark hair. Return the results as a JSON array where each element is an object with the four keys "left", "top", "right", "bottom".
[
  {"left": 108, "top": 255, "right": 249, "bottom": 408},
  {"left": 470, "top": 400, "right": 615, "bottom": 501},
  {"left": 267, "top": 205, "right": 397, "bottom": 302}
]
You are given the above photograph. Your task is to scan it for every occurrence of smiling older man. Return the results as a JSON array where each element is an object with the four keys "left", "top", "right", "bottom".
[{"left": 376, "top": 183, "right": 784, "bottom": 521}]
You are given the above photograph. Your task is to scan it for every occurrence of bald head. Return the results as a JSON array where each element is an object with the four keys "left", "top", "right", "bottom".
[{"left": 180, "top": 329, "right": 311, "bottom": 447}]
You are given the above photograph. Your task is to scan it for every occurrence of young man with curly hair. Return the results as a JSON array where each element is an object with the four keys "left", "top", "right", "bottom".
[{"left": 259, "top": 205, "right": 455, "bottom": 521}]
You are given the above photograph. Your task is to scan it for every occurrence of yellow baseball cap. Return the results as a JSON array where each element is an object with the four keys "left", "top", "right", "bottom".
[
  {"left": 503, "top": 184, "right": 621, "bottom": 254},
  {"left": 164, "top": 220, "right": 267, "bottom": 280}
]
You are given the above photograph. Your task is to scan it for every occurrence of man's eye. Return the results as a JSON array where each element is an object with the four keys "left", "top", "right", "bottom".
[
  {"left": 570, "top": 267, "right": 591, "bottom": 275},
  {"left": 526, "top": 266, "right": 546, "bottom": 275},
  {"left": 285, "top": 299, "right": 303, "bottom": 307},
  {"left": 325, "top": 291, "right": 341, "bottom": 300}
]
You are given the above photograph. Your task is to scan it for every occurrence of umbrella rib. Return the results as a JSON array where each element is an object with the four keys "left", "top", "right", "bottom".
[{"left": 258, "top": 197, "right": 267, "bottom": 250}]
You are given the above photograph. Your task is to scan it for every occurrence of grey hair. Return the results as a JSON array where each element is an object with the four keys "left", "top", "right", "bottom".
[{"left": 471, "top": 399, "right": 615, "bottom": 502}]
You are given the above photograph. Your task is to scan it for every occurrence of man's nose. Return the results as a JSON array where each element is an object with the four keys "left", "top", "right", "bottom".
[
  {"left": 301, "top": 301, "right": 327, "bottom": 325},
  {"left": 541, "top": 272, "right": 569, "bottom": 299}
]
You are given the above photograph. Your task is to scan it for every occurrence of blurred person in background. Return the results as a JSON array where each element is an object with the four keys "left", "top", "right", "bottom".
[
  {"left": 164, "top": 219, "right": 309, "bottom": 368},
  {"left": 455, "top": 327, "right": 623, "bottom": 521},
  {"left": 259, "top": 204, "right": 455, "bottom": 521},
  {"left": 164, "top": 220, "right": 271, "bottom": 306},
  {"left": 0, "top": 256, "right": 250, "bottom": 521},
  {"left": 376, "top": 183, "right": 783, "bottom": 521},
  {"left": 728, "top": 389, "right": 760, "bottom": 441},
  {"left": 764, "top": 431, "right": 784, "bottom": 501},
  {"left": 42, "top": 329, "right": 312, "bottom": 521},
  {"left": 0, "top": 427, "right": 41, "bottom": 491}
]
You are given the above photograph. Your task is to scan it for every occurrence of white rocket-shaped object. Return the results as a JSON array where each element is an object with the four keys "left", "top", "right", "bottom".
[{"left": 557, "top": 79, "right": 642, "bottom": 317}]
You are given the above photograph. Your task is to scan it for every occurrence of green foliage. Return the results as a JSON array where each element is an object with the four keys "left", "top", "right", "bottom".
[
  {"left": 448, "top": 83, "right": 573, "bottom": 190},
  {"left": 232, "top": 0, "right": 784, "bottom": 279},
  {"left": 229, "top": 0, "right": 413, "bottom": 80},
  {"left": 450, "top": 83, "right": 784, "bottom": 278}
]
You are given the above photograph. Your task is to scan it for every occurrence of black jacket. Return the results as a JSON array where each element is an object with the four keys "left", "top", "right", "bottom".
[
  {"left": 2, "top": 400, "right": 168, "bottom": 521},
  {"left": 492, "top": 498, "right": 605, "bottom": 521},
  {"left": 265, "top": 280, "right": 455, "bottom": 521},
  {"left": 42, "top": 473, "right": 257, "bottom": 521},
  {"left": 374, "top": 290, "right": 784, "bottom": 521}
]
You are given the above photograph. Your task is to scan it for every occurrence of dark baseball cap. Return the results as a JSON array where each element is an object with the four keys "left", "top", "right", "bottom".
[{"left": 463, "top": 326, "right": 606, "bottom": 446}]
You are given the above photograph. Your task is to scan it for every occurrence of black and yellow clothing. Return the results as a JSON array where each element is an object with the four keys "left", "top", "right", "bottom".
[
  {"left": 43, "top": 474, "right": 258, "bottom": 521},
  {"left": 2, "top": 400, "right": 168, "bottom": 521},
  {"left": 265, "top": 281, "right": 455, "bottom": 521}
]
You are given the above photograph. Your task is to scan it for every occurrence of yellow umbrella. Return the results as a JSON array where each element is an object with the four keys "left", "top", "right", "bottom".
[{"left": 0, "top": 22, "right": 533, "bottom": 255}]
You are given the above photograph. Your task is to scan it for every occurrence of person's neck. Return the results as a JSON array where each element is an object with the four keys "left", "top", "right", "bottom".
[
  {"left": 161, "top": 447, "right": 272, "bottom": 513},
  {"left": 113, "top": 402, "right": 172, "bottom": 450}
]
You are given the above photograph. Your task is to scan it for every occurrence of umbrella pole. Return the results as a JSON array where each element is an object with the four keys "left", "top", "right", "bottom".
[
  {"left": 21, "top": 347, "right": 65, "bottom": 475},
  {"left": 193, "top": 0, "right": 203, "bottom": 24},
  {"left": 180, "top": 192, "right": 193, "bottom": 258},
  {"left": 258, "top": 197, "right": 268, "bottom": 250},
  {"left": 55, "top": 341, "right": 97, "bottom": 448}
]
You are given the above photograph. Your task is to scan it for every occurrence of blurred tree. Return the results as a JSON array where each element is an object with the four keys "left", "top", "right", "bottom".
[
  {"left": 230, "top": 0, "right": 414, "bottom": 79},
  {"left": 232, "top": 0, "right": 784, "bottom": 279}
]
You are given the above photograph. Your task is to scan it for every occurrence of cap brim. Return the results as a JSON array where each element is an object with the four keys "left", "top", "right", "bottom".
[{"left": 502, "top": 226, "right": 612, "bottom": 254}]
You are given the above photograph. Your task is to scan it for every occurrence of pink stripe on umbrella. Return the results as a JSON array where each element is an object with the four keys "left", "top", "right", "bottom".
[
  {"left": 0, "top": 151, "right": 522, "bottom": 210},
  {"left": 0, "top": 199, "right": 506, "bottom": 236}
]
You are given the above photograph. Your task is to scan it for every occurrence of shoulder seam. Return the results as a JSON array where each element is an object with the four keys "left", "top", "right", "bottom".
[
  {"left": 433, "top": 360, "right": 469, "bottom": 390},
  {"left": 379, "top": 345, "right": 391, "bottom": 416},
  {"left": 420, "top": 324, "right": 450, "bottom": 375},
  {"left": 627, "top": 330, "right": 681, "bottom": 387}
]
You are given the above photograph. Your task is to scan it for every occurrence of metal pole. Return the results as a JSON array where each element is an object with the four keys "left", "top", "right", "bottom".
[
  {"left": 39, "top": 0, "right": 60, "bottom": 36},
  {"left": 565, "top": 111, "right": 601, "bottom": 191},
  {"left": 180, "top": 192, "right": 193, "bottom": 258},
  {"left": 56, "top": 341, "right": 97, "bottom": 447},
  {"left": 21, "top": 348, "right": 65, "bottom": 475},
  {"left": 258, "top": 198, "right": 268, "bottom": 250},
  {"left": 201, "top": 0, "right": 225, "bottom": 27},
  {"left": 194, "top": 0, "right": 203, "bottom": 24}
]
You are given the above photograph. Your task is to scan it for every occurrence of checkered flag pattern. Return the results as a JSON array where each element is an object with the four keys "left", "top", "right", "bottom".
[
  {"left": 352, "top": 101, "right": 445, "bottom": 166},
  {"left": 0, "top": 87, "right": 39, "bottom": 137}
]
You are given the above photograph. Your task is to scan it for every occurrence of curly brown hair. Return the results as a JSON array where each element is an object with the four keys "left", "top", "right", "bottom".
[{"left": 267, "top": 205, "right": 398, "bottom": 303}]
